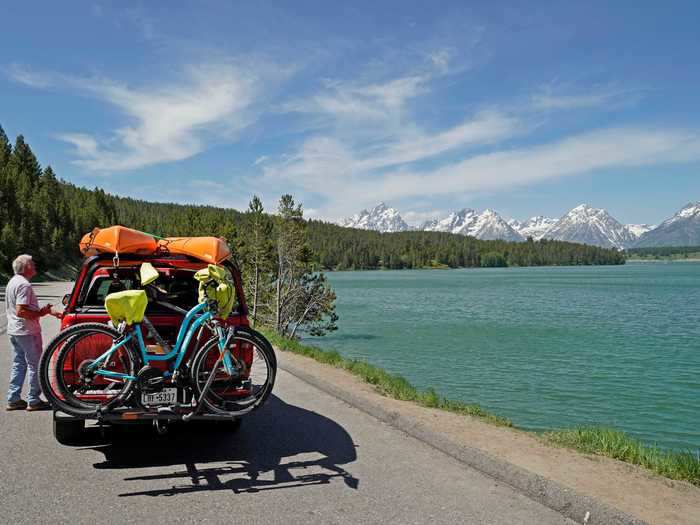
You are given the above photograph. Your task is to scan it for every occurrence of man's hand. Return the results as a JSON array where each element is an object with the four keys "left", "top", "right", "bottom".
[{"left": 40, "top": 304, "right": 53, "bottom": 316}]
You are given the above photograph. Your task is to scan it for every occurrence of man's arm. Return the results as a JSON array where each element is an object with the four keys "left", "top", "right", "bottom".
[{"left": 16, "top": 304, "right": 52, "bottom": 320}]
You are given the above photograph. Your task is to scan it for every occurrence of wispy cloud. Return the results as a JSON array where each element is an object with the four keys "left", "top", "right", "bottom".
[
  {"left": 5, "top": 64, "right": 51, "bottom": 88},
  {"left": 284, "top": 74, "right": 429, "bottom": 125},
  {"left": 427, "top": 48, "right": 453, "bottom": 74},
  {"left": 264, "top": 125, "right": 700, "bottom": 218},
  {"left": 9, "top": 63, "right": 265, "bottom": 171},
  {"left": 262, "top": 54, "right": 527, "bottom": 217},
  {"left": 531, "top": 83, "right": 639, "bottom": 110},
  {"left": 373, "top": 127, "right": 700, "bottom": 200}
]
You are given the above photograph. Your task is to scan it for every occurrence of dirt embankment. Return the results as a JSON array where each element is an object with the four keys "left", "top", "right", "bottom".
[{"left": 278, "top": 350, "right": 700, "bottom": 525}]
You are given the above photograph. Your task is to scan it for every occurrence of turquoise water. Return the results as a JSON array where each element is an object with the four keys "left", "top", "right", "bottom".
[{"left": 310, "top": 263, "right": 699, "bottom": 451}]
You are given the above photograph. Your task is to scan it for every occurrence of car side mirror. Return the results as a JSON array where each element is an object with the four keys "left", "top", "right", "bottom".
[{"left": 62, "top": 294, "right": 71, "bottom": 306}]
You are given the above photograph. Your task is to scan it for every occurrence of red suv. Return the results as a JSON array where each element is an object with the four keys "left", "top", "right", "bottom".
[{"left": 53, "top": 252, "right": 250, "bottom": 443}]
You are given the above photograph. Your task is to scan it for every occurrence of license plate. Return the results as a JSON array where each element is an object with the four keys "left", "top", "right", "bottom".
[{"left": 141, "top": 388, "right": 177, "bottom": 406}]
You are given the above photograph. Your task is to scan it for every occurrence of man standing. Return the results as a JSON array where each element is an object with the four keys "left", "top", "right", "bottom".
[{"left": 5, "top": 254, "right": 55, "bottom": 411}]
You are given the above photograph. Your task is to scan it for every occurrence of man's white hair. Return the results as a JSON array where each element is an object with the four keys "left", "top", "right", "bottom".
[{"left": 12, "top": 254, "right": 33, "bottom": 275}]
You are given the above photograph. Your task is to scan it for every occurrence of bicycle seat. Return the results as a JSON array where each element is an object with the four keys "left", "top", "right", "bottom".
[{"left": 104, "top": 289, "right": 148, "bottom": 325}]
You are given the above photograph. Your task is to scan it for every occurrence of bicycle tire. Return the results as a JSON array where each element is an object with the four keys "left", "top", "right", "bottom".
[
  {"left": 39, "top": 322, "right": 141, "bottom": 416},
  {"left": 190, "top": 327, "right": 276, "bottom": 416}
]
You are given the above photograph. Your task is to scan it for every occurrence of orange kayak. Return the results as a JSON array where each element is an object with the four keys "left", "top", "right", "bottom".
[
  {"left": 79, "top": 226, "right": 158, "bottom": 256},
  {"left": 157, "top": 237, "right": 231, "bottom": 264}
]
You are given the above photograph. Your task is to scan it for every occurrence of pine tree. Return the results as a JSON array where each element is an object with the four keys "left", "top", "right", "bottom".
[{"left": 238, "top": 196, "right": 274, "bottom": 326}]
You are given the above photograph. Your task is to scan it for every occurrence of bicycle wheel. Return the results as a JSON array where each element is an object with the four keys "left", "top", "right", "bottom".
[
  {"left": 39, "top": 323, "right": 141, "bottom": 416},
  {"left": 190, "top": 327, "right": 276, "bottom": 416}
]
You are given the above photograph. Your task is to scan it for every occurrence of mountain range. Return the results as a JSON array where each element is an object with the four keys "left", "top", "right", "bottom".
[{"left": 339, "top": 202, "right": 700, "bottom": 249}]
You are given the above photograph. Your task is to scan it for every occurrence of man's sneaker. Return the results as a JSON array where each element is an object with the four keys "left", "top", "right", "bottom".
[
  {"left": 6, "top": 400, "right": 28, "bottom": 411},
  {"left": 26, "top": 400, "right": 51, "bottom": 412}
]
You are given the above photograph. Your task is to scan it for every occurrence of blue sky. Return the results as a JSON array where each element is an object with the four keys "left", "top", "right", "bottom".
[{"left": 1, "top": 1, "right": 699, "bottom": 225}]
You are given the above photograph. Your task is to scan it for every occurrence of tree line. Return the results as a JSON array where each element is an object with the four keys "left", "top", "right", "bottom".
[
  {"left": 306, "top": 221, "right": 625, "bottom": 269},
  {"left": 626, "top": 245, "right": 700, "bottom": 258}
]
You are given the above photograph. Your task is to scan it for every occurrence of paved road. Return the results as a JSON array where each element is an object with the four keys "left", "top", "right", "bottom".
[{"left": 0, "top": 282, "right": 575, "bottom": 524}]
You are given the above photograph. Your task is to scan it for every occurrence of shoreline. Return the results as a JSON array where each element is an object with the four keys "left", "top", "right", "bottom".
[{"left": 626, "top": 257, "right": 700, "bottom": 262}]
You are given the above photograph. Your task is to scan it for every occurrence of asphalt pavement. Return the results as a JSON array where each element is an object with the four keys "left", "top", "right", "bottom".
[{"left": 0, "top": 282, "right": 576, "bottom": 524}]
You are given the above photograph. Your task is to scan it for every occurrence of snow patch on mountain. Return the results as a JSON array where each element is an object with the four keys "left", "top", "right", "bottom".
[
  {"left": 420, "top": 208, "right": 523, "bottom": 241},
  {"left": 668, "top": 202, "right": 700, "bottom": 222},
  {"left": 626, "top": 224, "right": 654, "bottom": 238},
  {"left": 514, "top": 216, "right": 558, "bottom": 240},
  {"left": 339, "top": 202, "right": 409, "bottom": 232},
  {"left": 544, "top": 204, "right": 635, "bottom": 249}
]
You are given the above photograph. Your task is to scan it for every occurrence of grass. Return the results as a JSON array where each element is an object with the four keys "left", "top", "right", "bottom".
[
  {"left": 544, "top": 427, "right": 700, "bottom": 487},
  {"left": 262, "top": 328, "right": 700, "bottom": 487},
  {"left": 261, "top": 328, "right": 512, "bottom": 427}
]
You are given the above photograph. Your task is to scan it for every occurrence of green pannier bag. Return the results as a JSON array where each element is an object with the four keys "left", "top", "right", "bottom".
[
  {"left": 194, "top": 264, "right": 235, "bottom": 318},
  {"left": 105, "top": 289, "right": 148, "bottom": 325}
]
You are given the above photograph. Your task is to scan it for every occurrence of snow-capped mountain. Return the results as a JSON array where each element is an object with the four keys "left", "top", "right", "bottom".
[
  {"left": 337, "top": 201, "right": 700, "bottom": 248},
  {"left": 626, "top": 224, "right": 654, "bottom": 239},
  {"left": 422, "top": 208, "right": 524, "bottom": 241},
  {"left": 544, "top": 204, "right": 636, "bottom": 249},
  {"left": 339, "top": 202, "right": 409, "bottom": 232},
  {"left": 634, "top": 202, "right": 700, "bottom": 247},
  {"left": 513, "top": 216, "right": 558, "bottom": 240}
]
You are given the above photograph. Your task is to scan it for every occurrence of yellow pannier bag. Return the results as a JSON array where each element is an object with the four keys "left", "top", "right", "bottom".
[
  {"left": 104, "top": 290, "right": 148, "bottom": 325},
  {"left": 194, "top": 264, "right": 235, "bottom": 318}
]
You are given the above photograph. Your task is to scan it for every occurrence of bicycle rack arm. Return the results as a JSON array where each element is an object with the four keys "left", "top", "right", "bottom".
[{"left": 182, "top": 353, "right": 224, "bottom": 422}]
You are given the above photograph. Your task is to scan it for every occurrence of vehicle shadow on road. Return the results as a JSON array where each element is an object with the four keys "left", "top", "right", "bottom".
[{"left": 84, "top": 395, "right": 359, "bottom": 497}]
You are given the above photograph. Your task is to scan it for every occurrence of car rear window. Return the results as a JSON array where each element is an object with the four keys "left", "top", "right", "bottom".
[{"left": 80, "top": 267, "right": 202, "bottom": 313}]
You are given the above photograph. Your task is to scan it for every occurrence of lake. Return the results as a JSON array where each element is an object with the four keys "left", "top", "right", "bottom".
[{"left": 310, "top": 262, "right": 699, "bottom": 451}]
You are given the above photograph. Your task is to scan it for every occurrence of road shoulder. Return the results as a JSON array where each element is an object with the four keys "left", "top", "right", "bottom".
[{"left": 278, "top": 349, "right": 699, "bottom": 525}]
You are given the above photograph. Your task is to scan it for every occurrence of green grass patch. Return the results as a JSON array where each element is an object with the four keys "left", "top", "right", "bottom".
[
  {"left": 261, "top": 328, "right": 512, "bottom": 427},
  {"left": 545, "top": 427, "right": 700, "bottom": 486}
]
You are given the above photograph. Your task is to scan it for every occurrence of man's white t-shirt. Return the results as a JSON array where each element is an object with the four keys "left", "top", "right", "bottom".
[{"left": 5, "top": 274, "right": 41, "bottom": 336}]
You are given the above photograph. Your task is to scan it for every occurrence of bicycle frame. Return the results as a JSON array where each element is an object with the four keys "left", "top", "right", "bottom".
[{"left": 86, "top": 301, "right": 222, "bottom": 381}]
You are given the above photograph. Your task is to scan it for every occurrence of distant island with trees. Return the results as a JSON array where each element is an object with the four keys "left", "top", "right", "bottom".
[{"left": 0, "top": 124, "right": 625, "bottom": 285}]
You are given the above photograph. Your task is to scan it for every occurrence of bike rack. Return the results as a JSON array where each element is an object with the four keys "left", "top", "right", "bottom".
[{"left": 54, "top": 406, "right": 245, "bottom": 424}]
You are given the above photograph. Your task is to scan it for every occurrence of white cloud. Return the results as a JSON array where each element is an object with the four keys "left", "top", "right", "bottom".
[
  {"left": 262, "top": 106, "right": 524, "bottom": 217},
  {"left": 264, "top": 58, "right": 526, "bottom": 219},
  {"left": 376, "top": 127, "right": 700, "bottom": 199},
  {"left": 265, "top": 126, "right": 700, "bottom": 219},
  {"left": 428, "top": 48, "right": 452, "bottom": 74},
  {"left": 55, "top": 133, "right": 99, "bottom": 158},
  {"left": 354, "top": 111, "right": 522, "bottom": 171},
  {"left": 531, "top": 84, "right": 637, "bottom": 111},
  {"left": 286, "top": 74, "right": 428, "bottom": 124},
  {"left": 402, "top": 209, "right": 444, "bottom": 225},
  {"left": 10, "top": 63, "right": 262, "bottom": 171},
  {"left": 6, "top": 64, "right": 52, "bottom": 88}
]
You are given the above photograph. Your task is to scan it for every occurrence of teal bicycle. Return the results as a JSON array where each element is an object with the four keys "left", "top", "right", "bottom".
[{"left": 39, "top": 263, "right": 276, "bottom": 420}]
